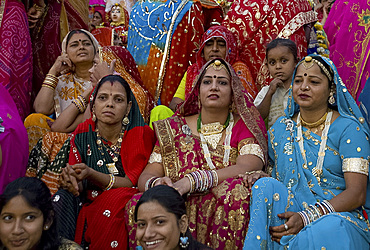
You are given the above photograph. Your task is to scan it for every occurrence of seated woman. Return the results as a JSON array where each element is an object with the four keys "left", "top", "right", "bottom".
[
  {"left": 243, "top": 55, "right": 370, "bottom": 249},
  {"left": 53, "top": 75, "right": 155, "bottom": 249},
  {"left": 135, "top": 185, "right": 212, "bottom": 250},
  {"left": 24, "top": 29, "right": 99, "bottom": 152},
  {"left": 0, "top": 177, "right": 82, "bottom": 249},
  {"left": 126, "top": 58, "right": 268, "bottom": 248}
]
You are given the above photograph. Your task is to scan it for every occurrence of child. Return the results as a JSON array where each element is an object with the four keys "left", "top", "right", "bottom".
[{"left": 254, "top": 38, "right": 298, "bottom": 128}]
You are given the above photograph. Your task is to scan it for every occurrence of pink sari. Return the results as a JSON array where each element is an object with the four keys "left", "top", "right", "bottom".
[
  {"left": 324, "top": 0, "right": 370, "bottom": 102},
  {"left": 0, "top": 0, "right": 32, "bottom": 120},
  {"left": 0, "top": 84, "right": 28, "bottom": 193},
  {"left": 125, "top": 60, "right": 267, "bottom": 249}
]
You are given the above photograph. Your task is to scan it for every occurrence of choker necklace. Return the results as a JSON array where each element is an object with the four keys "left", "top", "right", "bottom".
[
  {"left": 96, "top": 127, "right": 125, "bottom": 175},
  {"left": 198, "top": 113, "right": 234, "bottom": 169},
  {"left": 300, "top": 110, "right": 328, "bottom": 128},
  {"left": 297, "top": 110, "right": 333, "bottom": 184},
  {"left": 197, "top": 113, "right": 230, "bottom": 149}
]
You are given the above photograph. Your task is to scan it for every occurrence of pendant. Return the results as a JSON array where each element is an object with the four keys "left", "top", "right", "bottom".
[
  {"left": 87, "top": 144, "right": 91, "bottom": 156},
  {"left": 97, "top": 160, "right": 104, "bottom": 167},
  {"left": 107, "top": 163, "right": 119, "bottom": 175},
  {"left": 204, "top": 133, "right": 222, "bottom": 149}
]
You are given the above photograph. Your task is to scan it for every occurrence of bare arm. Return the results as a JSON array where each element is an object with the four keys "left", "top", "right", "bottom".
[
  {"left": 169, "top": 97, "right": 183, "bottom": 112},
  {"left": 138, "top": 162, "right": 165, "bottom": 192}
]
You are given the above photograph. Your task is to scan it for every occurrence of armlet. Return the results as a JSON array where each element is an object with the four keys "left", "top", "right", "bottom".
[{"left": 342, "top": 158, "right": 369, "bottom": 176}]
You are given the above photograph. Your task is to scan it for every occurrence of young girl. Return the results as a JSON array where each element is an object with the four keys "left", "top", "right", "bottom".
[{"left": 254, "top": 38, "right": 298, "bottom": 128}]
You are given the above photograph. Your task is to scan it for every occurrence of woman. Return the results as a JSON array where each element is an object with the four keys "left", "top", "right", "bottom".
[
  {"left": 29, "top": 0, "right": 89, "bottom": 98},
  {"left": 0, "top": 177, "right": 82, "bottom": 249},
  {"left": 0, "top": 0, "right": 33, "bottom": 120},
  {"left": 53, "top": 75, "right": 155, "bottom": 249},
  {"left": 324, "top": 0, "right": 370, "bottom": 103},
  {"left": 0, "top": 85, "right": 28, "bottom": 193},
  {"left": 222, "top": 0, "right": 316, "bottom": 89},
  {"left": 135, "top": 185, "right": 212, "bottom": 250},
  {"left": 25, "top": 29, "right": 98, "bottom": 152},
  {"left": 126, "top": 58, "right": 268, "bottom": 249},
  {"left": 243, "top": 55, "right": 370, "bottom": 249}
]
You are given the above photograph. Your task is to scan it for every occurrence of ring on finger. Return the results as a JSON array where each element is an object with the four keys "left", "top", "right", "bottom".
[
  {"left": 62, "top": 62, "right": 67, "bottom": 66},
  {"left": 284, "top": 223, "right": 288, "bottom": 231}
]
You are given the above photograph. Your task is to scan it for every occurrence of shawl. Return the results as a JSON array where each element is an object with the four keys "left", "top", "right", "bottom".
[
  {"left": 324, "top": 0, "right": 370, "bottom": 103},
  {"left": 223, "top": 0, "right": 316, "bottom": 89},
  {"left": 177, "top": 58, "right": 268, "bottom": 164},
  {"left": 0, "top": 0, "right": 32, "bottom": 120}
]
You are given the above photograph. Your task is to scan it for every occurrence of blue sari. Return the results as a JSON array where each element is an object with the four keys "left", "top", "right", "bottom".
[{"left": 244, "top": 55, "right": 370, "bottom": 249}]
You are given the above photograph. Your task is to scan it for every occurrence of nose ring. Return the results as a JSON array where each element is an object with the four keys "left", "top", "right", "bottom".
[{"left": 305, "top": 86, "right": 310, "bottom": 90}]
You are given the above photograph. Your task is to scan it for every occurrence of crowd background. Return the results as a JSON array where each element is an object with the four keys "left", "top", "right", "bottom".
[{"left": 0, "top": 0, "right": 370, "bottom": 249}]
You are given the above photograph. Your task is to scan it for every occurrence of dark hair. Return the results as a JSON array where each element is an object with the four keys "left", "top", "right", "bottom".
[
  {"left": 266, "top": 38, "right": 298, "bottom": 62},
  {"left": 90, "top": 74, "right": 132, "bottom": 111},
  {"left": 94, "top": 11, "right": 103, "bottom": 18},
  {"left": 134, "top": 185, "right": 213, "bottom": 250},
  {"left": 65, "top": 29, "right": 96, "bottom": 54},
  {"left": 0, "top": 177, "right": 60, "bottom": 250}
]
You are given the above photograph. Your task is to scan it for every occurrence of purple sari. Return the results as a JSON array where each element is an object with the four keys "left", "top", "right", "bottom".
[{"left": 0, "top": 84, "right": 29, "bottom": 193}]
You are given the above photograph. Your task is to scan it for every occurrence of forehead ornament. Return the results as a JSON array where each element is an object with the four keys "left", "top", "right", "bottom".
[
  {"left": 206, "top": 59, "right": 227, "bottom": 71},
  {"left": 300, "top": 56, "right": 333, "bottom": 82}
]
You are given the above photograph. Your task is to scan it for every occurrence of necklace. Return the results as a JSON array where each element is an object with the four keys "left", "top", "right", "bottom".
[
  {"left": 297, "top": 110, "right": 333, "bottom": 184},
  {"left": 199, "top": 113, "right": 234, "bottom": 169},
  {"left": 96, "top": 127, "right": 125, "bottom": 175},
  {"left": 197, "top": 112, "right": 230, "bottom": 149},
  {"left": 300, "top": 110, "right": 328, "bottom": 128}
]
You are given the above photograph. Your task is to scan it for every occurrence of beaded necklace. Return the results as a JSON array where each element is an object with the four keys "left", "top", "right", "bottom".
[
  {"left": 297, "top": 110, "right": 333, "bottom": 184},
  {"left": 96, "top": 127, "right": 125, "bottom": 175},
  {"left": 198, "top": 113, "right": 234, "bottom": 169},
  {"left": 197, "top": 112, "right": 230, "bottom": 149}
]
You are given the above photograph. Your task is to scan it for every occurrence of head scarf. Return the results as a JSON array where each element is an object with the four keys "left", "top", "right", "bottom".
[
  {"left": 61, "top": 29, "right": 100, "bottom": 55},
  {"left": 93, "top": 6, "right": 107, "bottom": 24},
  {"left": 178, "top": 58, "right": 268, "bottom": 164},
  {"left": 90, "top": 75, "right": 146, "bottom": 131},
  {"left": 186, "top": 25, "right": 238, "bottom": 98},
  {"left": 286, "top": 54, "right": 369, "bottom": 134}
]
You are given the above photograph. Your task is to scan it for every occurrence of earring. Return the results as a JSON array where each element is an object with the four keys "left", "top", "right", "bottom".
[
  {"left": 328, "top": 91, "right": 335, "bottom": 105},
  {"left": 92, "top": 112, "right": 96, "bottom": 122},
  {"left": 122, "top": 116, "right": 129, "bottom": 126},
  {"left": 44, "top": 225, "right": 49, "bottom": 230},
  {"left": 179, "top": 233, "right": 189, "bottom": 249}
]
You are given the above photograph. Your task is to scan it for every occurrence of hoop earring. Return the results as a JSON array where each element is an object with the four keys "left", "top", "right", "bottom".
[
  {"left": 122, "top": 116, "right": 129, "bottom": 126},
  {"left": 179, "top": 233, "right": 189, "bottom": 249},
  {"left": 328, "top": 91, "right": 335, "bottom": 105}
]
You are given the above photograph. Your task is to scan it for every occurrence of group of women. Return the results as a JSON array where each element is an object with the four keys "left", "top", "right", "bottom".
[{"left": 0, "top": 0, "right": 370, "bottom": 249}]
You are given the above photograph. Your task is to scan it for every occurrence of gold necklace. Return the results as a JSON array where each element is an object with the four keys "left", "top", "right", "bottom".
[{"left": 300, "top": 110, "right": 328, "bottom": 128}]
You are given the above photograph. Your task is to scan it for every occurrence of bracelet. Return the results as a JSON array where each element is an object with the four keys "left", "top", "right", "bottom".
[
  {"left": 33, "top": 3, "right": 45, "bottom": 12},
  {"left": 105, "top": 174, "right": 115, "bottom": 191},
  {"left": 244, "top": 170, "right": 264, "bottom": 175},
  {"left": 145, "top": 176, "right": 160, "bottom": 191},
  {"left": 42, "top": 83, "right": 56, "bottom": 91},
  {"left": 321, "top": 200, "right": 335, "bottom": 213},
  {"left": 186, "top": 170, "right": 219, "bottom": 194}
]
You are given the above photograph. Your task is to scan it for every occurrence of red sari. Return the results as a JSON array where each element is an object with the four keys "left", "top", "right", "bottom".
[
  {"left": 0, "top": 0, "right": 32, "bottom": 120},
  {"left": 223, "top": 0, "right": 316, "bottom": 89}
]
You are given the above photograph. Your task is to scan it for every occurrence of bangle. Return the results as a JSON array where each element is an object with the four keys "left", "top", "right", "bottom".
[
  {"left": 42, "top": 83, "right": 56, "bottom": 91},
  {"left": 145, "top": 176, "right": 160, "bottom": 191},
  {"left": 105, "top": 174, "right": 115, "bottom": 191}
]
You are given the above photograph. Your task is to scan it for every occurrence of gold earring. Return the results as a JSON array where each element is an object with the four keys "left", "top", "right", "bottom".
[
  {"left": 92, "top": 111, "right": 96, "bottom": 122},
  {"left": 328, "top": 91, "right": 335, "bottom": 105},
  {"left": 122, "top": 116, "right": 129, "bottom": 126}
]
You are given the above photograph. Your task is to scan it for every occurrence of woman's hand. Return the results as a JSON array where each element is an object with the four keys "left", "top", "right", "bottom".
[
  {"left": 153, "top": 176, "right": 174, "bottom": 187},
  {"left": 173, "top": 177, "right": 191, "bottom": 196},
  {"left": 49, "top": 53, "right": 74, "bottom": 76},
  {"left": 71, "top": 163, "right": 92, "bottom": 181},
  {"left": 60, "top": 164, "right": 80, "bottom": 196},
  {"left": 27, "top": 5, "right": 44, "bottom": 29},
  {"left": 239, "top": 171, "right": 269, "bottom": 189},
  {"left": 269, "top": 212, "right": 304, "bottom": 243},
  {"left": 89, "top": 59, "right": 116, "bottom": 86}
]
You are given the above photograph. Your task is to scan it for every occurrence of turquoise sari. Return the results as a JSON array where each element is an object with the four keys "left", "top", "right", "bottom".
[{"left": 244, "top": 55, "right": 370, "bottom": 249}]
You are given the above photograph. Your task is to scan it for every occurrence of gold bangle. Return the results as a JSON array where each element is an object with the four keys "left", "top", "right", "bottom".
[{"left": 42, "top": 83, "right": 55, "bottom": 91}]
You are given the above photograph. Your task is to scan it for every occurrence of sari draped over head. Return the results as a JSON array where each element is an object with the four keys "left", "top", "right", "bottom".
[
  {"left": 127, "top": 0, "right": 223, "bottom": 106},
  {"left": 185, "top": 25, "right": 257, "bottom": 100},
  {"left": 99, "top": 46, "right": 154, "bottom": 122},
  {"left": 223, "top": 0, "right": 316, "bottom": 90},
  {"left": 25, "top": 29, "right": 98, "bottom": 153},
  {"left": 50, "top": 82, "right": 155, "bottom": 249},
  {"left": 126, "top": 59, "right": 268, "bottom": 249},
  {"left": 244, "top": 55, "right": 370, "bottom": 249},
  {"left": 324, "top": 0, "right": 370, "bottom": 103},
  {"left": 0, "top": 84, "right": 29, "bottom": 193},
  {"left": 0, "top": 0, "right": 32, "bottom": 120},
  {"left": 31, "top": 0, "right": 89, "bottom": 98}
]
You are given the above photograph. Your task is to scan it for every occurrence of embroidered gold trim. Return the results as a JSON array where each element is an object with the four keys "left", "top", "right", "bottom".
[
  {"left": 148, "top": 152, "right": 162, "bottom": 164},
  {"left": 239, "top": 143, "right": 264, "bottom": 164},
  {"left": 342, "top": 158, "right": 369, "bottom": 176}
]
